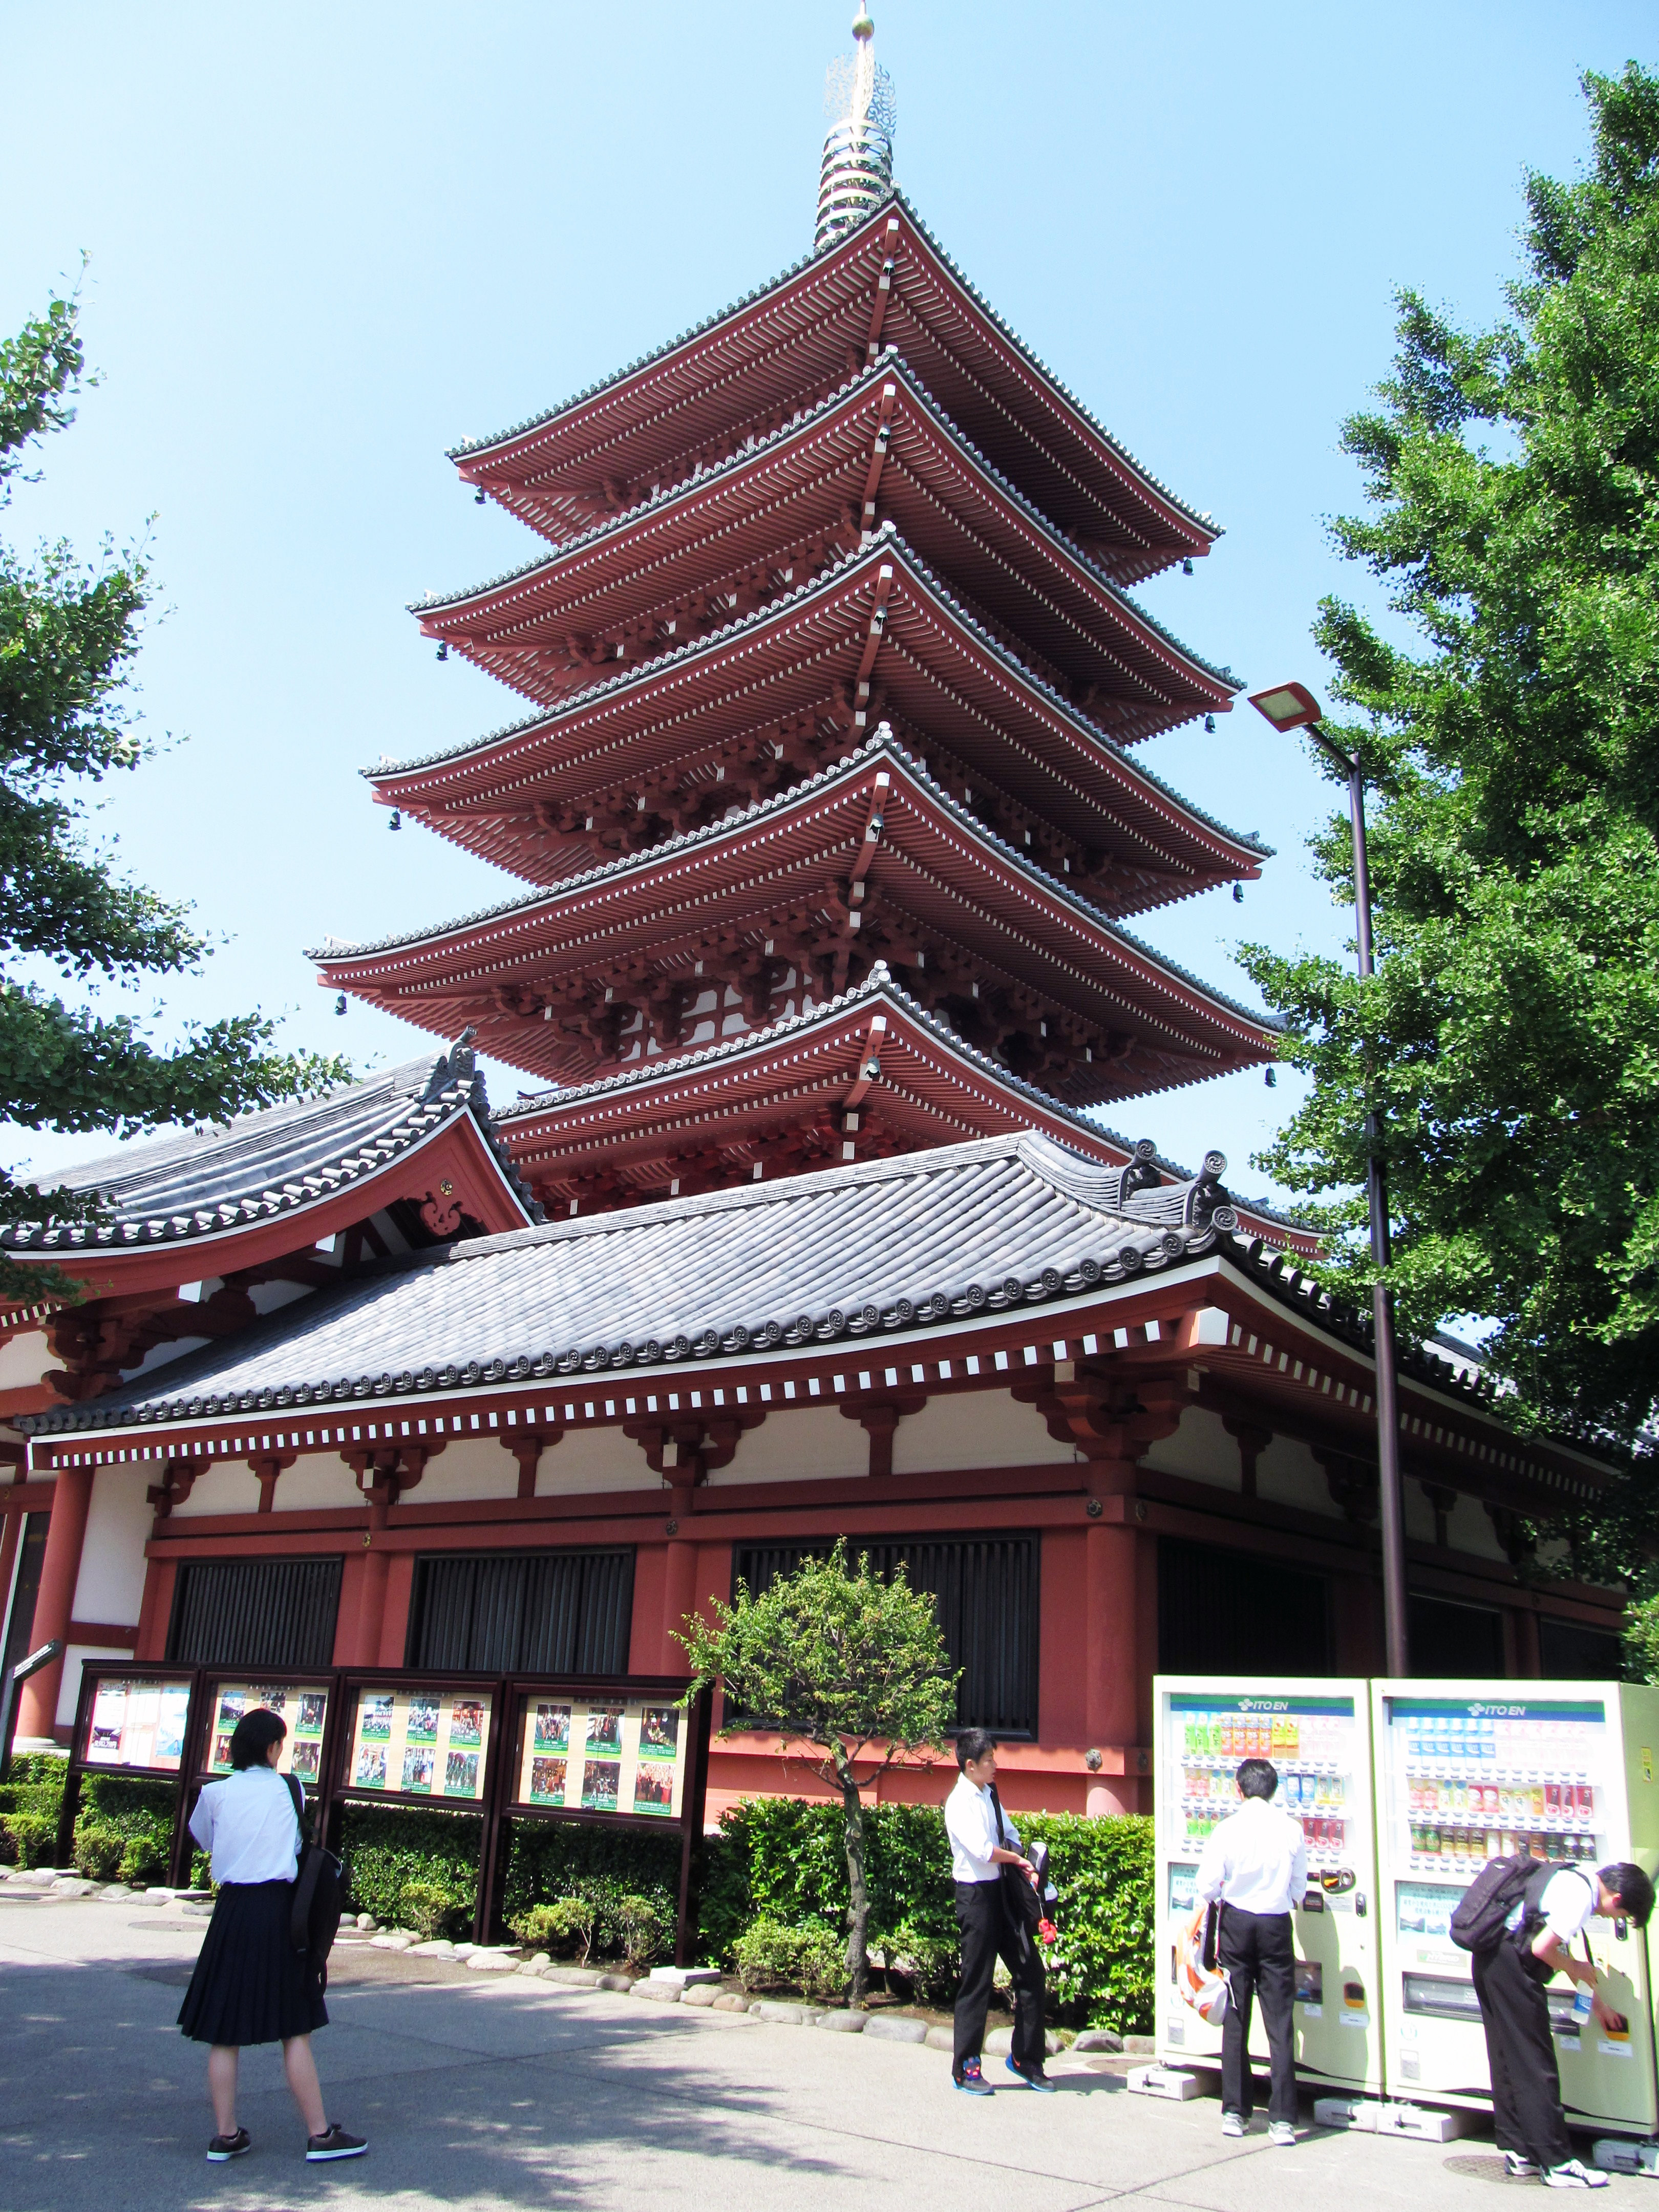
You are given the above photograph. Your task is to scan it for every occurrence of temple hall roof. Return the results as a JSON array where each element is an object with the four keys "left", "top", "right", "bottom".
[
  {"left": 0, "top": 1041, "right": 542, "bottom": 1262},
  {"left": 20, "top": 1130, "right": 1259, "bottom": 1431}
]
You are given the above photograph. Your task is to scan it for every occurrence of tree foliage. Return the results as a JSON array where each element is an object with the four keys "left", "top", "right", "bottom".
[
  {"left": 676, "top": 1540, "right": 958, "bottom": 2001},
  {"left": 1241, "top": 64, "right": 1659, "bottom": 1466},
  {"left": 0, "top": 293, "right": 347, "bottom": 1297}
]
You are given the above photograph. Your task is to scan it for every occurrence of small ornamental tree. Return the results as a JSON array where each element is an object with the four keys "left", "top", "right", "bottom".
[
  {"left": 1, "top": 293, "right": 347, "bottom": 1300},
  {"left": 677, "top": 1540, "right": 958, "bottom": 2003}
]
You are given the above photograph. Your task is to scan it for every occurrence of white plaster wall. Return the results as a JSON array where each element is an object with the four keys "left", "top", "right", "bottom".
[
  {"left": 707, "top": 1405, "right": 870, "bottom": 1486},
  {"left": 272, "top": 1457, "right": 363, "bottom": 1513},
  {"left": 891, "top": 1389, "right": 1079, "bottom": 1475},
  {"left": 170, "top": 1461, "right": 260, "bottom": 1518},
  {"left": 71, "top": 1466, "right": 151, "bottom": 1625},
  {"left": 537, "top": 1424, "right": 658, "bottom": 1495},
  {"left": 1405, "top": 1479, "right": 1439, "bottom": 1544},
  {"left": 411, "top": 1436, "right": 518, "bottom": 1503},
  {"left": 0, "top": 1329, "right": 48, "bottom": 1394},
  {"left": 55, "top": 1642, "right": 130, "bottom": 1729},
  {"left": 1141, "top": 1406, "right": 1239, "bottom": 1492},
  {"left": 1448, "top": 1491, "right": 1509, "bottom": 1563},
  {"left": 1255, "top": 1433, "right": 1339, "bottom": 1517}
]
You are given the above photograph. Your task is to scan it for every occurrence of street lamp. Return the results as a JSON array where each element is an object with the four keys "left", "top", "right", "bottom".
[{"left": 1248, "top": 680, "right": 1410, "bottom": 1677}]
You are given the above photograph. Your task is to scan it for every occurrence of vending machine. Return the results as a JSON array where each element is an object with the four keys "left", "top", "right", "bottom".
[
  {"left": 1154, "top": 1676, "right": 1382, "bottom": 2095},
  {"left": 1372, "top": 1681, "right": 1659, "bottom": 2134}
]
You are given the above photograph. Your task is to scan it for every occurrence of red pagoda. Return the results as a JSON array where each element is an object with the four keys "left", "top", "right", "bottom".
[{"left": 316, "top": 12, "right": 1277, "bottom": 1216}]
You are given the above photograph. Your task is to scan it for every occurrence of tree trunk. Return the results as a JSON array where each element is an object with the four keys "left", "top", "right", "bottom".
[{"left": 835, "top": 1746, "right": 871, "bottom": 2005}]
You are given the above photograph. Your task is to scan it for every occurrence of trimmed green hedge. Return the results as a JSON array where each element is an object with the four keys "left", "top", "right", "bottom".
[
  {"left": 0, "top": 1752, "right": 67, "bottom": 1868},
  {"left": 73, "top": 1775, "right": 176, "bottom": 1884},
  {"left": 700, "top": 1798, "right": 1155, "bottom": 2032},
  {"left": 338, "top": 1804, "right": 483, "bottom": 1937},
  {"left": 500, "top": 1815, "right": 682, "bottom": 1939}
]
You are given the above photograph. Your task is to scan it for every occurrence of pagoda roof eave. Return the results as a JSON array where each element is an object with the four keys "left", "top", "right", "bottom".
[
  {"left": 445, "top": 190, "right": 1220, "bottom": 566},
  {"left": 494, "top": 964, "right": 1312, "bottom": 1249},
  {"left": 410, "top": 357, "right": 1238, "bottom": 711},
  {"left": 309, "top": 732, "right": 1281, "bottom": 1048},
  {"left": 367, "top": 532, "right": 1270, "bottom": 886}
]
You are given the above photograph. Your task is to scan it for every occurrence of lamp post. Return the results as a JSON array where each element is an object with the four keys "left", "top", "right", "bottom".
[{"left": 1247, "top": 680, "right": 1410, "bottom": 1677}]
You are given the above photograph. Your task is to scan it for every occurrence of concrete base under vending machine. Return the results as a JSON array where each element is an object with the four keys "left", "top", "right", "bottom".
[
  {"left": 1129, "top": 2066, "right": 1201, "bottom": 2101},
  {"left": 1313, "top": 2096, "right": 1477, "bottom": 2141},
  {"left": 1593, "top": 2140, "right": 1659, "bottom": 2176}
]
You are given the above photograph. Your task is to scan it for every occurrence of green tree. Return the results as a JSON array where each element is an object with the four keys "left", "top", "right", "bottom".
[
  {"left": 1, "top": 293, "right": 346, "bottom": 1297},
  {"left": 1241, "top": 64, "right": 1659, "bottom": 1475},
  {"left": 677, "top": 1540, "right": 958, "bottom": 2003}
]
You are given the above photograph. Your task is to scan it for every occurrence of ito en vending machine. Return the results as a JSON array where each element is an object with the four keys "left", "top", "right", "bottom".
[
  {"left": 1154, "top": 1677, "right": 1382, "bottom": 2095},
  {"left": 1372, "top": 1679, "right": 1659, "bottom": 2135}
]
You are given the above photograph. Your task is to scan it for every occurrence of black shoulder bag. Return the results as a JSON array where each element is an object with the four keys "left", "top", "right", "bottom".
[
  {"left": 284, "top": 1773, "right": 347, "bottom": 1988},
  {"left": 990, "top": 1783, "right": 1042, "bottom": 1938}
]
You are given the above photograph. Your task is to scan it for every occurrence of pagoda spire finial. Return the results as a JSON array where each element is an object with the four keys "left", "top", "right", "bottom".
[{"left": 815, "top": 7, "right": 895, "bottom": 254}]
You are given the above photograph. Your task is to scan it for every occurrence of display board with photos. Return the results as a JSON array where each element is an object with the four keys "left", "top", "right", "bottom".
[
  {"left": 511, "top": 1690, "right": 690, "bottom": 1821},
  {"left": 203, "top": 1681, "right": 332, "bottom": 1783},
  {"left": 344, "top": 1682, "right": 494, "bottom": 1802},
  {"left": 82, "top": 1674, "right": 194, "bottom": 1773}
]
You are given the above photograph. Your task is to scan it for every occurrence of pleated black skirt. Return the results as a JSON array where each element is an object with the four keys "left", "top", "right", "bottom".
[{"left": 178, "top": 1880, "right": 328, "bottom": 2047}]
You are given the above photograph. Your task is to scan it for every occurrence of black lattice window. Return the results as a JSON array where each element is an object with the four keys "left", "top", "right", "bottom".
[
  {"left": 730, "top": 1535, "right": 1039, "bottom": 1736},
  {"left": 407, "top": 1549, "right": 634, "bottom": 1676},
  {"left": 167, "top": 1557, "right": 343, "bottom": 1671}
]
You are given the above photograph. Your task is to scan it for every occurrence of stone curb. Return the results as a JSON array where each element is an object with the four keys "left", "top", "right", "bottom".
[
  {"left": 816, "top": 2011, "right": 866, "bottom": 2032},
  {"left": 752, "top": 2001, "right": 817, "bottom": 2025},
  {"left": 863, "top": 2015, "right": 928, "bottom": 2044},
  {"left": 630, "top": 1979, "right": 682, "bottom": 2003}
]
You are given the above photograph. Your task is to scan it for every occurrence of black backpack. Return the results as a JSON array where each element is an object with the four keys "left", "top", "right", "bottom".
[
  {"left": 1450, "top": 1852, "right": 1558, "bottom": 1956},
  {"left": 284, "top": 1774, "right": 347, "bottom": 1985}
]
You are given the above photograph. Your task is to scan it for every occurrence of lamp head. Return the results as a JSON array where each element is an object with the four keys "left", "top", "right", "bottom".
[{"left": 1248, "top": 680, "right": 1323, "bottom": 733}]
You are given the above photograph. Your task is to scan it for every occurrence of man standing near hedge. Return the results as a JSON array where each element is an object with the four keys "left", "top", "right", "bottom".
[
  {"left": 1193, "top": 1756, "right": 1307, "bottom": 2145},
  {"left": 945, "top": 1731, "right": 1051, "bottom": 2095}
]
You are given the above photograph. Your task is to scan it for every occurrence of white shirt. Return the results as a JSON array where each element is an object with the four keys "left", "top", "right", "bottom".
[
  {"left": 1195, "top": 1795, "right": 1308, "bottom": 1916},
  {"left": 945, "top": 1774, "right": 1020, "bottom": 1884},
  {"left": 1537, "top": 1868, "right": 1597, "bottom": 1948},
  {"left": 188, "top": 1765, "right": 303, "bottom": 1886}
]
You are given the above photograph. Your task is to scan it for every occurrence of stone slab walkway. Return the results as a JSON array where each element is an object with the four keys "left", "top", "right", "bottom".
[{"left": 0, "top": 1888, "right": 1582, "bottom": 2212}]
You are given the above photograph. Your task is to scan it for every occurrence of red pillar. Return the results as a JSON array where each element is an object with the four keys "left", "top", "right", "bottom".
[
  {"left": 662, "top": 1540, "right": 698, "bottom": 1672},
  {"left": 16, "top": 1467, "right": 93, "bottom": 1741},
  {"left": 1083, "top": 1502, "right": 1140, "bottom": 1816}
]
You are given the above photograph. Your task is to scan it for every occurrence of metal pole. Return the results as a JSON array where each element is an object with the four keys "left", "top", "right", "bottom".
[{"left": 1342, "top": 753, "right": 1410, "bottom": 1677}]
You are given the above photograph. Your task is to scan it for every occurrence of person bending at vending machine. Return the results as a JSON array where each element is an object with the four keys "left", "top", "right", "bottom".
[
  {"left": 1193, "top": 1757, "right": 1308, "bottom": 2145},
  {"left": 1474, "top": 1860, "right": 1653, "bottom": 2189},
  {"left": 178, "top": 1708, "right": 367, "bottom": 2167},
  {"left": 944, "top": 1730, "right": 1051, "bottom": 2094}
]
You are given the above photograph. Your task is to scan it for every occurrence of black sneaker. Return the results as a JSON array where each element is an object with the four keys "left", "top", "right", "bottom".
[
  {"left": 953, "top": 2057, "right": 993, "bottom": 2097},
  {"left": 206, "top": 2128, "right": 250, "bottom": 2162},
  {"left": 306, "top": 2124, "right": 368, "bottom": 2162},
  {"left": 1005, "top": 2057, "right": 1057, "bottom": 2092}
]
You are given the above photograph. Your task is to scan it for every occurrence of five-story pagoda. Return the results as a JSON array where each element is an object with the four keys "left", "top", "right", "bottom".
[{"left": 315, "top": 12, "right": 1278, "bottom": 1217}]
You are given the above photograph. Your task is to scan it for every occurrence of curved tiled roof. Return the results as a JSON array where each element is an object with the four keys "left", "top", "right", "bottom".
[
  {"left": 496, "top": 962, "right": 1300, "bottom": 1231},
  {"left": 312, "top": 730, "right": 1282, "bottom": 1041},
  {"left": 0, "top": 1042, "right": 542, "bottom": 1257},
  {"left": 21, "top": 1129, "right": 1257, "bottom": 1433},
  {"left": 414, "top": 355, "right": 1237, "bottom": 696},
  {"left": 447, "top": 190, "right": 1218, "bottom": 541},
  {"left": 373, "top": 527, "right": 1270, "bottom": 863}
]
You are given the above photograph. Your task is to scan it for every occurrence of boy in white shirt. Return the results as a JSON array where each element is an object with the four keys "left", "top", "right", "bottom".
[
  {"left": 1472, "top": 1858, "right": 1653, "bottom": 2188},
  {"left": 1193, "top": 1757, "right": 1307, "bottom": 2145},
  {"left": 943, "top": 1730, "right": 1049, "bottom": 2094}
]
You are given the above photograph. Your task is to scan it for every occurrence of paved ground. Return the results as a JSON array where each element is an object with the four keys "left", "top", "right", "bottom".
[{"left": 0, "top": 1891, "right": 1581, "bottom": 2212}]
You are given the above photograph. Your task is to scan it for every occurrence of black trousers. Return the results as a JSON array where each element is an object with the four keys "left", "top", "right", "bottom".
[
  {"left": 1218, "top": 1905, "right": 1296, "bottom": 2124},
  {"left": 1472, "top": 1939, "right": 1575, "bottom": 2169},
  {"left": 952, "top": 1878, "right": 1045, "bottom": 2076}
]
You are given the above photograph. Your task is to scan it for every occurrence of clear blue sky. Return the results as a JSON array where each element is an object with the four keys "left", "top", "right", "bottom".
[{"left": 3, "top": 3, "right": 1651, "bottom": 1205}]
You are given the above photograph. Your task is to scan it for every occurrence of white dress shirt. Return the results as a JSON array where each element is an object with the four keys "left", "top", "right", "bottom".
[
  {"left": 945, "top": 1774, "right": 1021, "bottom": 1884},
  {"left": 188, "top": 1765, "right": 303, "bottom": 1886},
  {"left": 1194, "top": 1795, "right": 1308, "bottom": 1916},
  {"left": 1537, "top": 1868, "right": 1597, "bottom": 1947}
]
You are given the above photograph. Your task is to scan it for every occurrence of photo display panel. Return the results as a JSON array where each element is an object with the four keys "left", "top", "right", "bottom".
[
  {"left": 1384, "top": 1694, "right": 1608, "bottom": 1896},
  {"left": 511, "top": 1692, "right": 689, "bottom": 1821},
  {"left": 1169, "top": 1690, "right": 1361, "bottom": 1876},
  {"left": 346, "top": 1684, "right": 493, "bottom": 1801},
  {"left": 83, "top": 1676, "right": 193, "bottom": 1772},
  {"left": 204, "top": 1681, "right": 332, "bottom": 1781}
]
